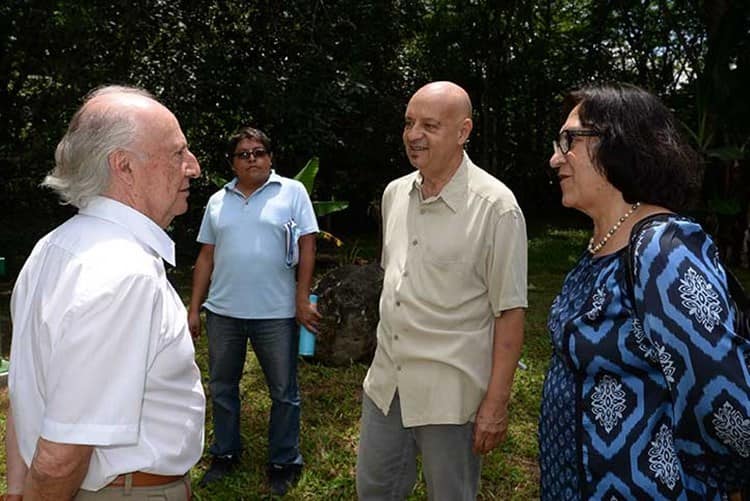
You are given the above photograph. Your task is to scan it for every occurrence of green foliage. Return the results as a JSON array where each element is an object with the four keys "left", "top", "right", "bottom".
[
  {"left": 293, "top": 157, "right": 319, "bottom": 195},
  {"left": 4, "top": 0, "right": 748, "bottom": 229},
  {"left": 293, "top": 157, "right": 350, "bottom": 218},
  {"left": 2, "top": 0, "right": 749, "bottom": 258}
]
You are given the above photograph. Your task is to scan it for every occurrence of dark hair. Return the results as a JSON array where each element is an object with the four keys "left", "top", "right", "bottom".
[
  {"left": 562, "top": 83, "right": 700, "bottom": 211},
  {"left": 225, "top": 126, "right": 272, "bottom": 161}
]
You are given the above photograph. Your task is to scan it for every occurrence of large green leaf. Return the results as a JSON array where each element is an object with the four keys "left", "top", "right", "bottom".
[
  {"left": 294, "top": 157, "right": 319, "bottom": 195},
  {"left": 313, "top": 200, "right": 349, "bottom": 217},
  {"left": 294, "top": 156, "right": 349, "bottom": 217}
]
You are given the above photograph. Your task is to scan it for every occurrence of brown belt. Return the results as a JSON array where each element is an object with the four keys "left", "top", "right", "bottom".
[{"left": 108, "top": 471, "right": 185, "bottom": 487}]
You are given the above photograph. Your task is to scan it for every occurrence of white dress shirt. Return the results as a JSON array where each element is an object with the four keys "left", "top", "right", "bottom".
[{"left": 9, "top": 196, "right": 205, "bottom": 491}]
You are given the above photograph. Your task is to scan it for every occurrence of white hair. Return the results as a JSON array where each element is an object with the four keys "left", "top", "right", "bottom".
[{"left": 43, "top": 85, "right": 157, "bottom": 208}]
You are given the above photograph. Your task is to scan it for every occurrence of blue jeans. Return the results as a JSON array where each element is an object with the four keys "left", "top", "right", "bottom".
[{"left": 205, "top": 311, "right": 302, "bottom": 466}]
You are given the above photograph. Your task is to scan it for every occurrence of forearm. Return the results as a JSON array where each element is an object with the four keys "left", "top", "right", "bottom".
[
  {"left": 295, "top": 234, "right": 316, "bottom": 302},
  {"left": 485, "top": 308, "right": 525, "bottom": 404},
  {"left": 24, "top": 438, "right": 93, "bottom": 501},
  {"left": 5, "top": 405, "right": 28, "bottom": 496},
  {"left": 189, "top": 246, "right": 214, "bottom": 312}
]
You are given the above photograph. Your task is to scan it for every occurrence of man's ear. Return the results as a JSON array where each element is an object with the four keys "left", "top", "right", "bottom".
[
  {"left": 458, "top": 118, "right": 473, "bottom": 146},
  {"left": 108, "top": 149, "right": 136, "bottom": 186}
]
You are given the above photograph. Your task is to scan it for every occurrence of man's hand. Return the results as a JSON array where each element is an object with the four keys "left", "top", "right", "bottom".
[
  {"left": 187, "top": 308, "right": 201, "bottom": 339},
  {"left": 296, "top": 298, "right": 322, "bottom": 334},
  {"left": 472, "top": 397, "right": 509, "bottom": 455}
]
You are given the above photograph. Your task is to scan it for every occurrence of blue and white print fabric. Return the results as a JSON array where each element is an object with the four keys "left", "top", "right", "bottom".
[{"left": 540, "top": 215, "right": 750, "bottom": 500}]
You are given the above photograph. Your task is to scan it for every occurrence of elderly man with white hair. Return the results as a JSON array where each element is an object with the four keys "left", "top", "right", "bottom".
[{"left": 4, "top": 85, "right": 205, "bottom": 501}]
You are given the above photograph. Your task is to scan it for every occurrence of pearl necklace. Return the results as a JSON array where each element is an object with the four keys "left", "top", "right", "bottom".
[{"left": 587, "top": 202, "right": 641, "bottom": 255}]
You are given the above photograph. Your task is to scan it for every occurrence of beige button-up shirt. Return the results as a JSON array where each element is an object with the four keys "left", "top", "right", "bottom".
[{"left": 363, "top": 153, "right": 527, "bottom": 427}]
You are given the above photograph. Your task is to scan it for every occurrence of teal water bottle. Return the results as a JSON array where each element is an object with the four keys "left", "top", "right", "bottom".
[{"left": 298, "top": 294, "right": 318, "bottom": 356}]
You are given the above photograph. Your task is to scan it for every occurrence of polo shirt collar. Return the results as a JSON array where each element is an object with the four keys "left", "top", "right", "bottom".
[
  {"left": 225, "top": 170, "right": 282, "bottom": 196},
  {"left": 79, "top": 196, "right": 177, "bottom": 266},
  {"left": 411, "top": 152, "right": 469, "bottom": 212}
]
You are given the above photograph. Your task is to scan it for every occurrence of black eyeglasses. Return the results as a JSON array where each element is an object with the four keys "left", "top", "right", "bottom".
[
  {"left": 230, "top": 148, "right": 269, "bottom": 160},
  {"left": 553, "top": 129, "right": 601, "bottom": 155}
]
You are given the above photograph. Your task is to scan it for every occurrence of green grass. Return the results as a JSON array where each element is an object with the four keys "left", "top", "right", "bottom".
[{"left": 0, "top": 226, "right": 586, "bottom": 500}]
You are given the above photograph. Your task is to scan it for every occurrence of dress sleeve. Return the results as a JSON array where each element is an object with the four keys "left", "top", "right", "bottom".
[
  {"left": 40, "top": 273, "right": 161, "bottom": 447},
  {"left": 632, "top": 218, "right": 750, "bottom": 490}
]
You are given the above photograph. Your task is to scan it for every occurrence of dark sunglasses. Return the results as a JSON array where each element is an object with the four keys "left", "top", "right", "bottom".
[
  {"left": 230, "top": 148, "right": 269, "bottom": 160},
  {"left": 553, "top": 129, "right": 601, "bottom": 155}
]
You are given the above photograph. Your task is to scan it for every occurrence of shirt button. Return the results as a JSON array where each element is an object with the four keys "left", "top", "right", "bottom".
[
  {"left": 396, "top": 365, "right": 402, "bottom": 371},
  {"left": 396, "top": 301, "right": 401, "bottom": 306},
  {"left": 412, "top": 239, "right": 418, "bottom": 246},
  {"left": 420, "top": 209, "right": 426, "bottom": 215},
  {"left": 394, "top": 334, "right": 399, "bottom": 340},
  {"left": 403, "top": 271, "right": 409, "bottom": 277}
]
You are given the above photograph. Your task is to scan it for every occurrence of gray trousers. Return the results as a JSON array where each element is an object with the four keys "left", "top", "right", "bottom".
[
  {"left": 74, "top": 475, "right": 190, "bottom": 500},
  {"left": 356, "top": 392, "right": 481, "bottom": 501}
]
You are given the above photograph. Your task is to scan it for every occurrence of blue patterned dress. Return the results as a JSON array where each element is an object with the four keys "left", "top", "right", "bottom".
[{"left": 539, "top": 215, "right": 750, "bottom": 500}]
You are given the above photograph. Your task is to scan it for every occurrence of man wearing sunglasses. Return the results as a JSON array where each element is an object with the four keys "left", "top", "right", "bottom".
[{"left": 188, "top": 127, "right": 319, "bottom": 495}]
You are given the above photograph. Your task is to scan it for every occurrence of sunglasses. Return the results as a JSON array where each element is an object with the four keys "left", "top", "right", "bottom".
[
  {"left": 553, "top": 129, "right": 601, "bottom": 155},
  {"left": 230, "top": 148, "right": 269, "bottom": 160}
]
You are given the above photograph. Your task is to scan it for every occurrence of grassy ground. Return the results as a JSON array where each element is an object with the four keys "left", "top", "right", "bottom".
[{"left": 0, "top": 226, "right": 642, "bottom": 499}]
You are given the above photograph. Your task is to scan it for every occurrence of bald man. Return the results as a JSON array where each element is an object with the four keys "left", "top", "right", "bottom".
[
  {"left": 5, "top": 86, "right": 205, "bottom": 500},
  {"left": 356, "top": 82, "right": 528, "bottom": 500}
]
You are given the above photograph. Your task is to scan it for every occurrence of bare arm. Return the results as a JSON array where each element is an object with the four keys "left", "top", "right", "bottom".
[
  {"left": 23, "top": 438, "right": 93, "bottom": 501},
  {"left": 5, "top": 404, "right": 27, "bottom": 498},
  {"left": 472, "top": 307, "right": 525, "bottom": 455},
  {"left": 188, "top": 243, "right": 215, "bottom": 339},
  {"left": 295, "top": 233, "right": 321, "bottom": 333}
]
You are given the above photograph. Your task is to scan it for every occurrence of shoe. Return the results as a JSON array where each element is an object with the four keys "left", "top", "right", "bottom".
[
  {"left": 267, "top": 463, "right": 302, "bottom": 496},
  {"left": 198, "top": 455, "right": 239, "bottom": 487}
]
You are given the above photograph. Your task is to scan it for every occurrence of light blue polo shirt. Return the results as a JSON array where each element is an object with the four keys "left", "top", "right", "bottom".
[{"left": 197, "top": 172, "right": 319, "bottom": 319}]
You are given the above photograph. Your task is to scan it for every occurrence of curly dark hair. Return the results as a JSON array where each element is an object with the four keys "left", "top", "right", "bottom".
[
  {"left": 562, "top": 83, "right": 701, "bottom": 212},
  {"left": 225, "top": 126, "right": 272, "bottom": 162}
]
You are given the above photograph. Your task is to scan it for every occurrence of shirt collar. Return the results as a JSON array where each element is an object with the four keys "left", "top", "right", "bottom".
[
  {"left": 79, "top": 196, "right": 177, "bottom": 266},
  {"left": 410, "top": 152, "right": 469, "bottom": 212},
  {"left": 225, "top": 170, "right": 282, "bottom": 195}
]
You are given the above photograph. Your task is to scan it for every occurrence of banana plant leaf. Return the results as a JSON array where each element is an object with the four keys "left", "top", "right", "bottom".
[
  {"left": 294, "top": 157, "right": 319, "bottom": 194},
  {"left": 314, "top": 200, "right": 349, "bottom": 217}
]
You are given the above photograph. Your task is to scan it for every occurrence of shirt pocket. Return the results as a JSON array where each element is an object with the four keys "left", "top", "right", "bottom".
[{"left": 415, "top": 257, "right": 475, "bottom": 310}]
